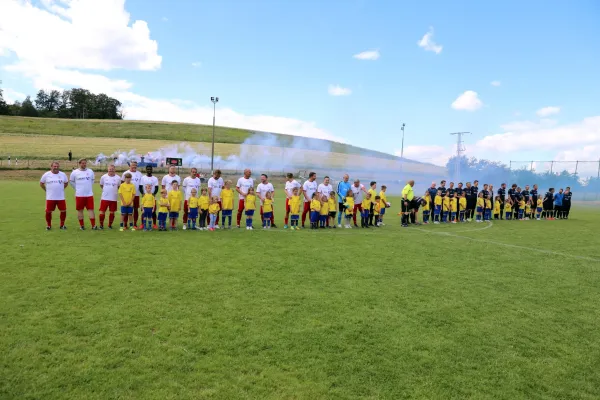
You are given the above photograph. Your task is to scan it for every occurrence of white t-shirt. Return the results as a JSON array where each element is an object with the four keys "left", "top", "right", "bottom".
[
  {"left": 40, "top": 171, "right": 68, "bottom": 201},
  {"left": 139, "top": 175, "right": 159, "bottom": 195},
  {"left": 236, "top": 177, "right": 254, "bottom": 200},
  {"left": 302, "top": 180, "right": 318, "bottom": 203},
  {"left": 256, "top": 182, "right": 275, "bottom": 205},
  {"left": 122, "top": 170, "right": 143, "bottom": 196},
  {"left": 351, "top": 184, "right": 365, "bottom": 203},
  {"left": 284, "top": 180, "right": 301, "bottom": 198},
  {"left": 317, "top": 183, "right": 333, "bottom": 198},
  {"left": 207, "top": 177, "right": 224, "bottom": 198},
  {"left": 99, "top": 174, "right": 121, "bottom": 201},
  {"left": 69, "top": 168, "right": 95, "bottom": 197},
  {"left": 162, "top": 174, "right": 181, "bottom": 193},
  {"left": 182, "top": 176, "right": 201, "bottom": 200}
]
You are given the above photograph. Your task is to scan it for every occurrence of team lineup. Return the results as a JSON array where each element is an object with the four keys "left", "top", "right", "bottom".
[{"left": 40, "top": 159, "right": 574, "bottom": 232}]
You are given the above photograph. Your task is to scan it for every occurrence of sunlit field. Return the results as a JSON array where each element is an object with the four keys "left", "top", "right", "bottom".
[{"left": 1, "top": 181, "right": 599, "bottom": 399}]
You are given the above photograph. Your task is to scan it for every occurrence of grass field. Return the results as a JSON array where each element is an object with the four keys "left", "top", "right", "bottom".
[{"left": 2, "top": 181, "right": 600, "bottom": 399}]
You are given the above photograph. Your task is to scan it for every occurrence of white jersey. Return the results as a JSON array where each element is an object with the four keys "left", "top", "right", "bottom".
[
  {"left": 236, "top": 177, "right": 254, "bottom": 200},
  {"left": 99, "top": 174, "right": 121, "bottom": 201},
  {"left": 162, "top": 174, "right": 181, "bottom": 193},
  {"left": 122, "top": 170, "right": 143, "bottom": 196},
  {"left": 207, "top": 177, "right": 224, "bottom": 199},
  {"left": 69, "top": 168, "right": 95, "bottom": 197},
  {"left": 302, "top": 180, "right": 318, "bottom": 203},
  {"left": 182, "top": 176, "right": 201, "bottom": 200},
  {"left": 139, "top": 175, "right": 159, "bottom": 195},
  {"left": 351, "top": 184, "right": 365, "bottom": 203},
  {"left": 284, "top": 180, "right": 301, "bottom": 198},
  {"left": 317, "top": 183, "right": 333, "bottom": 198},
  {"left": 256, "top": 182, "right": 275, "bottom": 205},
  {"left": 40, "top": 171, "right": 68, "bottom": 201}
]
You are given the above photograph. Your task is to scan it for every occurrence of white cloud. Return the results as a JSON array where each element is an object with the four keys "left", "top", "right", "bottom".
[
  {"left": 536, "top": 106, "right": 561, "bottom": 117},
  {"left": 0, "top": 0, "right": 345, "bottom": 144},
  {"left": 491, "top": 81, "right": 501, "bottom": 87},
  {"left": 191, "top": 61, "right": 202, "bottom": 68},
  {"left": 162, "top": 17, "right": 169, "bottom": 22},
  {"left": 353, "top": 50, "right": 380, "bottom": 60},
  {"left": 451, "top": 90, "right": 483, "bottom": 111},
  {"left": 1, "top": 88, "right": 27, "bottom": 103},
  {"left": 0, "top": 0, "right": 161, "bottom": 71},
  {"left": 395, "top": 145, "right": 451, "bottom": 166},
  {"left": 328, "top": 85, "right": 352, "bottom": 96},
  {"left": 417, "top": 27, "right": 443, "bottom": 54}
]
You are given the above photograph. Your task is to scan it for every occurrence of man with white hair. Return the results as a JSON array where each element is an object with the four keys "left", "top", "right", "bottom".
[
  {"left": 121, "top": 160, "right": 143, "bottom": 227},
  {"left": 236, "top": 169, "right": 254, "bottom": 228},
  {"left": 162, "top": 166, "right": 181, "bottom": 193},
  {"left": 69, "top": 158, "right": 96, "bottom": 230},
  {"left": 98, "top": 164, "right": 121, "bottom": 229},
  {"left": 350, "top": 179, "right": 367, "bottom": 227},
  {"left": 256, "top": 173, "right": 276, "bottom": 228},
  {"left": 40, "top": 161, "right": 69, "bottom": 230}
]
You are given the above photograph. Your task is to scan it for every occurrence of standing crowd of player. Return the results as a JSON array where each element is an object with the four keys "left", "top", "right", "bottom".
[{"left": 40, "top": 160, "right": 573, "bottom": 231}]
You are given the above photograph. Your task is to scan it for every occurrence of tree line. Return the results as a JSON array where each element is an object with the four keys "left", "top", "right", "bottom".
[{"left": 0, "top": 87, "right": 123, "bottom": 120}]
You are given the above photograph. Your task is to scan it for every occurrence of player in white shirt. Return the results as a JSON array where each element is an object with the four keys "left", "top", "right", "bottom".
[
  {"left": 256, "top": 174, "right": 276, "bottom": 228},
  {"left": 121, "top": 160, "right": 143, "bottom": 227},
  {"left": 139, "top": 165, "right": 159, "bottom": 229},
  {"left": 235, "top": 169, "right": 254, "bottom": 227},
  {"left": 69, "top": 158, "right": 96, "bottom": 230},
  {"left": 98, "top": 164, "right": 121, "bottom": 229},
  {"left": 301, "top": 172, "right": 318, "bottom": 228},
  {"left": 317, "top": 176, "right": 333, "bottom": 197},
  {"left": 283, "top": 172, "right": 302, "bottom": 229},
  {"left": 182, "top": 168, "right": 201, "bottom": 226},
  {"left": 162, "top": 166, "right": 181, "bottom": 193},
  {"left": 40, "top": 161, "right": 69, "bottom": 230},
  {"left": 207, "top": 169, "right": 224, "bottom": 228},
  {"left": 350, "top": 179, "right": 367, "bottom": 227}
]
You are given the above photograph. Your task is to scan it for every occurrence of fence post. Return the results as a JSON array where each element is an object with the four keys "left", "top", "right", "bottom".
[
  {"left": 550, "top": 161, "right": 554, "bottom": 174},
  {"left": 575, "top": 161, "right": 579, "bottom": 176},
  {"left": 530, "top": 161, "right": 534, "bottom": 171}
]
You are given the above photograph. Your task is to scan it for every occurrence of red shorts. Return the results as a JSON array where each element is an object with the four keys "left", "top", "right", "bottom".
[
  {"left": 75, "top": 196, "right": 95, "bottom": 211},
  {"left": 46, "top": 200, "right": 66, "bottom": 213},
  {"left": 99, "top": 200, "right": 117, "bottom": 212},
  {"left": 285, "top": 198, "right": 290, "bottom": 213},
  {"left": 238, "top": 199, "right": 245, "bottom": 211},
  {"left": 133, "top": 196, "right": 140, "bottom": 208}
]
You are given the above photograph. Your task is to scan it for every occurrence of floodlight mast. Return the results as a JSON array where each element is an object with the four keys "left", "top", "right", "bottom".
[{"left": 210, "top": 97, "right": 219, "bottom": 173}]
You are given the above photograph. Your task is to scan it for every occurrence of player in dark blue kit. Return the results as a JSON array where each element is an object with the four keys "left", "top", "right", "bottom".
[{"left": 562, "top": 187, "right": 572, "bottom": 219}]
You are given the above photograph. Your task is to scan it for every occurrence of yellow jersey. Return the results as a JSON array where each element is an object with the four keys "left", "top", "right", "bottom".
[
  {"left": 188, "top": 196, "right": 199, "bottom": 209},
  {"left": 450, "top": 198, "right": 457, "bottom": 211},
  {"left": 141, "top": 193, "right": 155, "bottom": 208},
  {"left": 459, "top": 197, "right": 467, "bottom": 211},
  {"left": 289, "top": 195, "right": 301, "bottom": 215},
  {"left": 158, "top": 197, "right": 170, "bottom": 213},
  {"left": 505, "top": 202, "right": 512, "bottom": 212},
  {"left": 477, "top": 198, "right": 484, "bottom": 208},
  {"left": 362, "top": 198, "right": 371, "bottom": 210},
  {"left": 118, "top": 183, "right": 136, "bottom": 205},
  {"left": 168, "top": 190, "right": 182, "bottom": 212},
  {"left": 494, "top": 200, "right": 501, "bottom": 213},
  {"left": 245, "top": 194, "right": 256, "bottom": 211},
  {"left": 434, "top": 196, "right": 442, "bottom": 206},
  {"left": 519, "top": 200, "right": 525, "bottom": 209},
  {"left": 485, "top": 199, "right": 492, "bottom": 209},
  {"left": 374, "top": 202, "right": 381, "bottom": 216},
  {"left": 198, "top": 195, "right": 209, "bottom": 210},
  {"left": 368, "top": 188, "right": 377, "bottom": 204},
  {"left": 379, "top": 190, "right": 388, "bottom": 205},
  {"left": 537, "top": 199, "right": 543, "bottom": 208},
  {"left": 525, "top": 203, "right": 531, "bottom": 212},
  {"left": 310, "top": 199, "right": 321, "bottom": 212},
  {"left": 263, "top": 198, "right": 273, "bottom": 213},
  {"left": 328, "top": 198, "right": 336, "bottom": 212},
  {"left": 319, "top": 201, "right": 329, "bottom": 216},
  {"left": 443, "top": 197, "right": 450, "bottom": 211},
  {"left": 344, "top": 197, "right": 354, "bottom": 215},
  {"left": 209, "top": 203, "right": 220, "bottom": 214},
  {"left": 422, "top": 197, "right": 430, "bottom": 211},
  {"left": 221, "top": 188, "right": 234, "bottom": 210},
  {"left": 380, "top": 198, "right": 388, "bottom": 211}
]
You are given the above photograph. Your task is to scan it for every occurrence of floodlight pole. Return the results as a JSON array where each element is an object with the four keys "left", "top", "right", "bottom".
[
  {"left": 400, "top": 123, "right": 406, "bottom": 173},
  {"left": 210, "top": 96, "right": 219, "bottom": 173}
]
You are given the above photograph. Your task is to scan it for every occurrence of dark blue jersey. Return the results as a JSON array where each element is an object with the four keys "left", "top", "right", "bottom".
[
  {"left": 508, "top": 188, "right": 516, "bottom": 201},
  {"left": 427, "top": 187, "right": 438, "bottom": 201},
  {"left": 497, "top": 187, "right": 506, "bottom": 200},
  {"left": 438, "top": 186, "right": 447, "bottom": 197},
  {"left": 469, "top": 186, "right": 479, "bottom": 198},
  {"left": 563, "top": 191, "right": 572, "bottom": 202},
  {"left": 447, "top": 188, "right": 455, "bottom": 198},
  {"left": 522, "top": 189, "right": 530, "bottom": 202},
  {"left": 482, "top": 189, "right": 490, "bottom": 199},
  {"left": 543, "top": 191, "right": 554, "bottom": 203},
  {"left": 530, "top": 189, "right": 538, "bottom": 199},
  {"left": 514, "top": 191, "right": 523, "bottom": 202},
  {"left": 456, "top": 188, "right": 464, "bottom": 198}
]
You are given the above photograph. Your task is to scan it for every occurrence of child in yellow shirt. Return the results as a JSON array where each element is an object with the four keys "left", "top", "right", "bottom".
[
  {"left": 361, "top": 193, "right": 372, "bottom": 228},
  {"left": 343, "top": 192, "right": 354, "bottom": 229},
  {"left": 524, "top": 201, "right": 532, "bottom": 220},
  {"left": 536, "top": 198, "right": 543, "bottom": 220},
  {"left": 310, "top": 193, "right": 321, "bottom": 230},
  {"left": 319, "top": 194, "right": 329, "bottom": 229},
  {"left": 262, "top": 192, "right": 274, "bottom": 229},
  {"left": 459, "top": 194, "right": 467, "bottom": 222},
  {"left": 518, "top": 199, "right": 526, "bottom": 220},
  {"left": 433, "top": 190, "right": 442, "bottom": 224},
  {"left": 208, "top": 196, "right": 221, "bottom": 231},
  {"left": 221, "top": 180, "right": 234, "bottom": 229},
  {"left": 157, "top": 189, "right": 170, "bottom": 231},
  {"left": 504, "top": 198, "right": 513, "bottom": 220},
  {"left": 379, "top": 185, "right": 389, "bottom": 226},
  {"left": 289, "top": 188, "right": 301, "bottom": 230},
  {"left": 493, "top": 196, "right": 501, "bottom": 220},
  {"left": 476, "top": 192, "right": 485, "bottom": 223},
  {"left": 450, "top": 197, "right": 457, "bottom": 223},
  {"left": 373, "top": 195, "right": 382, "bottom": 226},
  {"left": 118, "top": 172, "right": 136, "bottom": 231},
  {"left": 245, "top": 187, "right": 256, "bottom": 230},
  {"left": 197, "top": 187, "right": 209, "bottom": 230},
  {"left": 484, "top": 197, "right": 492, "bottom": 221},
  {"left": 141, "top": 184, "right": 156, "bottom": 231},
  {"left": 187, "top": 188, "right": 199, "bottom": 230},
  {"left": 442, "top": 196, "right": 450, "bottom": 223},
  {"left": 167, "top": 181, "right": 183, "bottom": 230},
  {"left": 328, "top": 192, "right": 337, "bottom": 228}
]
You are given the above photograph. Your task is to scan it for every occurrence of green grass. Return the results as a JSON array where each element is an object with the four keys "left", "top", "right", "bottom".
[
  {"left": 0, "top": 116, "right": 404, "bottom": 161},
  {"left": 2, "top": 181, "right": 600, "bottom": 399}
]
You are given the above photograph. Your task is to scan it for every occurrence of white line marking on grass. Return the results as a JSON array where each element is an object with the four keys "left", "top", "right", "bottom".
[
  {"left": 416, "top": 221, "right": 495, "bottom": 233},
  {"left": 413, "top": 224, "right": 600, "bottom": 262}
]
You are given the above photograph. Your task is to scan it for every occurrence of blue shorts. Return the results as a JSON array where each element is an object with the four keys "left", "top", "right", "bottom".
[
  {"left": 434, "top": 205, "right": 441, "bottom": 214},
  {"left": 245, "top": 209, "right": 255, "bottom": 216},
  {"left": 380, "top": 208, "right": 386, "bottom": 215},
  {"left": 189, "top": 208, "right": 198, "bottom": 219},
  {"left": 290, "top": 214, "right": 299, "bottom": 221},
  {"left": 537, "top": 207, "right": 542, "bottom": 212},
  {"left": 158, "top": 212, "right": 168, "bottom": 222},
  {"left": 121, "top": 206, "right": 133, "bottom": 214},
  {"left": 361, "top": 210, "right": 370, "bottom": 217},
  {"left": 310, "top": 211, "right": 319, "bottom": 222},
  {"left": 423, "top": 210, "right": 430, "bottom": 214},
  {"left": 263, "top": 211, "right": 273, "bottom": 219},
  {"left": 169, "top": 212, "right": 179, "bottom": 219},
  {"left": 143, "top": 207, "right": 153, "bottom": 218},
  {"left": 476, "top": 206, "right": 483, "bottom": 213},
  {"left": 222, "top": 210, "right": 233, "bottom": 216}
]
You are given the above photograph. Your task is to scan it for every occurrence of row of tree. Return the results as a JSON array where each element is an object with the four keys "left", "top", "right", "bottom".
[{"left": 0, "top": 88, "right": 123, "bottom": 119}]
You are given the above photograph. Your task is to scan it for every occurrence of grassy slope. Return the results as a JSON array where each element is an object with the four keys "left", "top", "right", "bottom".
[
  {"left": 0, "top": 116, "right": 408, "bottom": 162},
  {"left": 1, "top": 181, "right": 600, "bottom": 399}
]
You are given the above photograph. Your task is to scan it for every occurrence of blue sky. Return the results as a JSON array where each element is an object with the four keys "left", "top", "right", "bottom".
[{"left": 1, "top": 0, "right": 599, "bottom": 171}]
